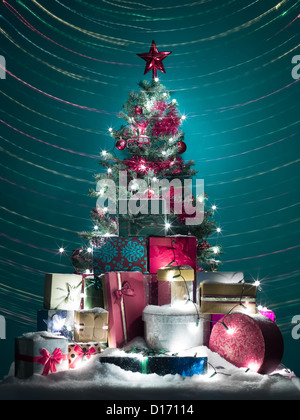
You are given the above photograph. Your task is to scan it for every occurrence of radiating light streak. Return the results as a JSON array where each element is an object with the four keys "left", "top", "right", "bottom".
[
  {"left": 2, "top": 67, "right": 113, "bottom": 114},
  {"left": 0, "top": 175, "right": 90, "bottom": 207},
  {"left": 0, "top": 233, "right": 59, "bottom": 255},
  {"left": 0, "top": 146, "right": 95, "bottom": 185},
  {"left": 0, "top": 214, "right": 79, "bottom": 245},
  {"left": 0, "top": 90, "right": 105, "bottom": 134},
  {"left": 0, "top": 136, "right": 96, "bottom": 174},
  {"left": 204, "top": 132, "right": 297, "bottom": 162},
  {"left": 2, "top": 3, "right": 137, "bottom": 65},
  {"left": 223, "top": 245, "right": 300, "bottom": 264},
  {"left": 0, "top": 19, "right": 121, "bottom": 83},
  {"left": 217, "top": 79, "right": 300, "bottom": 112},
  {"left": 268, "top": 13, "right": 300, "bottom": 40},
  {"left": 30, "top": 0, "right": 133, "bottom": 45},
  {"left": 0, "top": 306, "right": 36, "bottom": 327},
  {"left": 0, "top": 206, "right": 80, "bottom": 235}
]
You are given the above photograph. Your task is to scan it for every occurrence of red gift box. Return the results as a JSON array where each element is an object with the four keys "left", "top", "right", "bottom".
[
  {"left": 149, "top": 236, "right": 197, "bottom": 273},
  {"left": 149, "top": 236, "right": 197, "bottom": 303},
  {"left": 104, "top": 272, "right": 147, "bottom": 348}
]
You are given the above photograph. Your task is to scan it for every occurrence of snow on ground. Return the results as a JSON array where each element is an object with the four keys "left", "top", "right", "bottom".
[{"left": 0, "top": 338, "right": 299, "bottom": 400}]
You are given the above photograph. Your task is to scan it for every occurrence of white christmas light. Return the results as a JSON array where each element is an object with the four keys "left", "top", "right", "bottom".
[
  {"left": 107, "top": 168, "right": 112, "bottom": 173},
  {"left": 254, "top": 280, "right": 261, "bottom": 287},
  {"left": 165, "top": 222, "right": 171, "bottom": 230},
  {"left": 212, "top": 205, "right": 217, "bottom": 210},
  {"left": 94, "top": 225, "right": 99, "bottom": 230},
  {"left": 59, "top": 247, "right": 65, "bottom": 254},
  {"left": 172, "top": 99, "right": 177, "bottom": 104},
  {"left": 154, "top": 77, "right": 159, "bottom": 82},
  {"left": 101, "top": 150, "right": 107, "bottom": 157},
  {"left": 212, "top": 247, "right": 219, "bottom": 254},
  {"left": 216, "top": 227, "right": 222, "bottom": 233},
  {"left": 181, "top": 115, "right": 187, "bottom": 120},
  {"left": 108, "top": 128, "right": 113, "bottom": 132},
  {"left": 87, "top": 247, "right": 93, "bottom": 253}
]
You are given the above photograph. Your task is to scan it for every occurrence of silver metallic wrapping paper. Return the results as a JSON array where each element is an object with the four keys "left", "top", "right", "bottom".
[{"left": 142, "top": 304, "right": 211, "bottom": 353}]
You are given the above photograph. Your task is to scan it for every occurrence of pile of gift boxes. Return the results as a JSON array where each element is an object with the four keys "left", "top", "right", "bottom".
[{"left": 14, "top": 235, "right": 284, "bottom": 379}]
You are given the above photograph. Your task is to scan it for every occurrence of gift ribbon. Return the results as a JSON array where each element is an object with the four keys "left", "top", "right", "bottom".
[
  {"left": 69, "top": 345, "right": 97, "bottom": 369},
  {"left": 114, "top": 274, "right": 136, "bottom": 344},
  {"left": 16, "top": 348, "right": 68, "bottom": 376},
  {"left": 55, "top": 280, "right": 82, "bottom": 309},
  {"left": 201, "top": 296, "right": 256, "bottom": 304}
]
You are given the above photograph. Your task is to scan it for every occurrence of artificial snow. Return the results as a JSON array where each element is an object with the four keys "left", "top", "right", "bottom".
[{"left": 0, "top": 337, "right": 299, "bottom": 400}]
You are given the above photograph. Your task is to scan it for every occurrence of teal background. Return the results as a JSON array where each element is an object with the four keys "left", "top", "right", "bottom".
[{"left": 0, "top": 0, "right": 299, "bottom": 381}]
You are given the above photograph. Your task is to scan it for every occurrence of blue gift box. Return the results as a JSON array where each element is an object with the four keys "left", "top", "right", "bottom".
[
  {"left": 99, "top": 355, "right": 207, "bottom": 377},
  {"left": 93, "top": 237, "right": 148, "bottom": 275}
]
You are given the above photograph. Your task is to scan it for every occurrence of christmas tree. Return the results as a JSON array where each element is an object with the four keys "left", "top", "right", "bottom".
[{"left": 77, "top": 41, "right": 222, "bottom": 273}]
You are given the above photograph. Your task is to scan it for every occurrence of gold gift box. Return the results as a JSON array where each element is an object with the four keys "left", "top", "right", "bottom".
[
  {"left": 199, "top": 282, "right": 257, "bottom": 314},
  {"left": 74, "top": 309, "right": 109, "bottom": 343},
  {"left": 157, "top": 265, "right": 194, "bottom": 304}
]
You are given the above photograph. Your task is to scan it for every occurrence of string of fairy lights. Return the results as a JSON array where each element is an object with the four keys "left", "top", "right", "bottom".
[{"left": 0, "top": 0, "right": 299, "bottom": 342}]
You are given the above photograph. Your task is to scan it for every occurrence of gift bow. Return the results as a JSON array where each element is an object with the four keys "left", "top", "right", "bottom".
[
  {"left": 37, "top": 348, "right": 68, "bottom": 376},
  {"left": 114, "top": 281, "right": 136, "bottom": 302},
  {"left": 69, "top": 345, "right": 97, "bottom": 369}
]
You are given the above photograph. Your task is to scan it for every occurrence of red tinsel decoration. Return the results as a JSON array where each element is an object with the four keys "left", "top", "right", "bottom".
[{"left": 152, "top": 102, "right": 181, "bottom": 137}]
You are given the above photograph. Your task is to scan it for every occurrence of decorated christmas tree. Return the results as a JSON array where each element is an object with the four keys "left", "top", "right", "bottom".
[{"left": 77, "top": 41, "right": 222, "bottom": 273}]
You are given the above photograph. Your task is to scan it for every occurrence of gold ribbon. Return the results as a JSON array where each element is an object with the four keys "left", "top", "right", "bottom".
[{"left": 117, "top": 273, "right": 128, "bottom": 344}]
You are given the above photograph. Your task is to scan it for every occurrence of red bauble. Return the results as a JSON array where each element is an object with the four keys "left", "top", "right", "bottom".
[
  {"left": 198, "top": 240, "right": 210, "bottom": 252},
  {"left": 135, "top": 106, "right": 143, "bottom": 115},
  {"left": 115, "top": 139, "right": 126, "bottom": 151},
  {"left": 177, "top": 140, "right": 187, "bottom": 154}
]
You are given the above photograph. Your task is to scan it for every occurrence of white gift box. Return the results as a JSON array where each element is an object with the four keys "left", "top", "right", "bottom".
[
  {"left": 15, "top": 332, "right": 69, "bottom": 379},
  {"left": 143, "top": 303, "right": 211, "bottom": 353},
  {"left": 44, "top": 273, "right": 83, "bottom": 310}
]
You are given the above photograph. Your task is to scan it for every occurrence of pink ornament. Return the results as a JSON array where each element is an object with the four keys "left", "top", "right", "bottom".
[
  {"left": 115, "top": 139, "right": 126, "bottom": 151},
  {"left": 209, "top": 312, "right": 284, "bottom": 375}
]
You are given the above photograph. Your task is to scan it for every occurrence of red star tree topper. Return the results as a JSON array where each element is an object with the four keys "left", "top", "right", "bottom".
[{"left": 137, "top": 40, "right": 172, "bottom": 79}]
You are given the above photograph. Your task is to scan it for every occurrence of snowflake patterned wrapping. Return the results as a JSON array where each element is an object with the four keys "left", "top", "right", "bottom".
[
  {"left": 209, "top": 312, "right": 284, "bottom": 375},
  {"left": 93, "top": 237, "right": 148, "bottom": 275}
]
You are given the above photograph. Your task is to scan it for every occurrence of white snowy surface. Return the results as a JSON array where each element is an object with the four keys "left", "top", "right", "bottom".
[{"left": 0, "top": 337, "right": 299, "bottom": 400}]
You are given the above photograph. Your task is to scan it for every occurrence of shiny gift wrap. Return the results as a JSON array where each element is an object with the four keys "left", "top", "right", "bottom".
[
  {"left": 100, "top": 355, "right": 207, "bottom": 376},
  {"left": 15, "top": 332, "right": 69, "bottom": 379},
  {"left": 209, "top": 313, "right": 284, "bottom": 374},
  {"left": 143, "top": 304, "right": 211, "bottom": 353}
]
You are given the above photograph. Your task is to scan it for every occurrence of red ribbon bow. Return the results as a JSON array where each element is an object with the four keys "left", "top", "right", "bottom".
[
  {"left": 37, "top": 348, "right": 68, "bottom": 376},
  {"left": 69, "top": 345, "right": 97, "bottom": 369},
  {"left": 114, "top": 281, "right": 135, "bottom": 303}
]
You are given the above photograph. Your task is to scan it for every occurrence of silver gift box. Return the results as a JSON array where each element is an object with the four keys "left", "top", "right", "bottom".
[{"left": 143, "top": 304, "right": 211, "bottom": 353}]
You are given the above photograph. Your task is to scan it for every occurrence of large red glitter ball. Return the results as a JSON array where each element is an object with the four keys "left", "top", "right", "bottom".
[{"left": 209, "top": 312, "right": 284, "bottom": 375}]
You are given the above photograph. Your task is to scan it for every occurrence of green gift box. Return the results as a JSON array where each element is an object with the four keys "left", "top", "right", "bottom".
[{"left": 83, "top": 275, "right": 107, "bottom": 310}]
